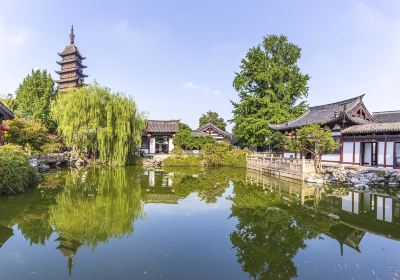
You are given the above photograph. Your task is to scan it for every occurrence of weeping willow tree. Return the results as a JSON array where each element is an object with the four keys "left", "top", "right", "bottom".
[
  {"left": 51, "top": 83, "right": 145, "bottom": 166},
  {"left": 49, "top": 167, "right": 143, "bottom": 248}
]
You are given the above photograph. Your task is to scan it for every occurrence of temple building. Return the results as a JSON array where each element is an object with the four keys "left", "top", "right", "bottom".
[
  {"left": 140, "top": 120, "right": 180, "bottom": 155},
  {"left": 192, "top": 123, "right": 232, "bottom": 143},
  {"left": 270, "top": 95, "right": 400, "bottom": 168},
  {"left": 271, "top": 95, "right": 374, "bottom": 162},
  {"left": 55, "top": 26, "right": 88, "bottom": 91}
]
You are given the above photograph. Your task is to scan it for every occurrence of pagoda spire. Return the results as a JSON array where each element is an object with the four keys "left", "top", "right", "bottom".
[
  {"left": 55, "top": 26, "right": 88, "bottom": 91},
  {"left": 70, "top": 25, "right": 75, "bottom": 45}
]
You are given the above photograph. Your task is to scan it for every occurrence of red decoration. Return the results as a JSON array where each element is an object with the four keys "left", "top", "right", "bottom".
[{"left": 0, "top": 124, "right": 10, "bottom": 132}]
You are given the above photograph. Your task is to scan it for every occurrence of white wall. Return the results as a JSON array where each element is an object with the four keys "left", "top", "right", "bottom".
[
  {"left": 354, "top": 142, "right": 360, "bottom": 164},
  {"left": 168, "top": 137, "right": 174, "bottom": 152},
  {"left": 343, "top": 141, "right": 354, "bottom": 163},
  {"left": 322, "top": 154, "right": 340, "bottom": 162},
  {"left": 378, "top": 142, "right": 385, "bottom": 165},
  {"left": 364, "top": 143, "right": 372, "bottom": 165},
  {"left": 149, "top": 138, "right": 156, "bottom": 154},
  {"left": 283, "top": 152, "right": 296, "bottom": 159},
  {"left": 387, "top": 142, "right": 394, "bottom": 166}
]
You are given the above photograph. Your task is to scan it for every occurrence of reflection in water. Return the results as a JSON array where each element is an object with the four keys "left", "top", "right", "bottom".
[
  {"left": 49, "top": 167, "right": 143, "bottom": 273},
  {"left": 0, "top": 167, "right": 400, "bottom": 279}
]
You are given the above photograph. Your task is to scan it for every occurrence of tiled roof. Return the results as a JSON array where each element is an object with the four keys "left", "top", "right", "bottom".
[
  {"left": 0, "top": 102, "right": 14, "bottom": 120},
  {"left": 58, "top": 44, "right": 86, "bottom": 59},
  {"left": 270, "top": 95, "right": 372, "bottom": 131},
  {"left": 342, "top": 122, "right": 400, "bottom": 135},
  {"left": 194, "top": 123, "right": 231, "bottom": 139},
  {"left": 144, "top": 120, "right": 180, "bottom": 133},
  {"left": 373, "top": 110, "right": 400, "bottom": 123}
]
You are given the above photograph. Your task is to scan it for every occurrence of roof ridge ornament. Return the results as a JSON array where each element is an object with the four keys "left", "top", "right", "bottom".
[{"left": 70, "top": 25, "right": 75, "bottom": 45}]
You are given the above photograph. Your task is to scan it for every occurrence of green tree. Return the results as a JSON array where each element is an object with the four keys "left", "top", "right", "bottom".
[
  {"left": 15, "top": 69, "right": 56, "bottom": 131},
  {"left": 285, "top": 124, "right": 339, "bottom": 173},
  {"left": 199, "top": 111, "right": 227, "bottom": 131},
  {"left": 231, "top": 35, "right": 310, "bottom": 148},
  {"left": 4, "top": 118, "right": 49, "bottom": 152},
  {"left": 173, "top": 125, "right": 215, "bottom": 150},
  {"left": 51, "top": 83, "right": 145, "bottom": 166}
]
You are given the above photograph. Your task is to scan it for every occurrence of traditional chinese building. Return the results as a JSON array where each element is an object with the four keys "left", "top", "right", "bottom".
[
  {"left": 0, "top": 102, "right": 14, "bottom": 145},
  {"left": 55, "top": 26, "right": 88, "bottom": 91},
  {"left": 192, "top": 123, "right": 231, "bottom": 143},
  {"left": 271, "top": 95, "right": 374, "bottom": 162},
  {"left": 270, "top": 95, "right": 400, "bottom": 169},
  {"left": 140, "top": 120, "right": 180, "bottom": 155}
]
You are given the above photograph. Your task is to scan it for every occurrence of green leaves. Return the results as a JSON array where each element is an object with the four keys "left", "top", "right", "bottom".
[
  {"left": 173, "top": 126, "right": 216, "bottom": 150},
  {"left": 51, "top": 83, "right": 145, "bottom": 166},
  {"left": 199, "top": 111, "right": 227, "bottom": 131},
  {"left": 285, "top": 124, "right": 339, "bottom": 172},
  {"left": 15, "top": 69, "right": 57, "bottom": 131},
  {"left": 231, "top": 35, "right": 310, "bottom": 148}
]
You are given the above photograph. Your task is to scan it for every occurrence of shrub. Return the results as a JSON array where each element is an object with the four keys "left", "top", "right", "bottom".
[
  {"left": 199, "top": 142, "right": 248, "bottom": 167},
  {"left": 163, "top": 155, "right": 200, "bottom": 167},
  {"left": 0, "top": 145, "right": 39, "bottom": 194},
  {"left": 4, "top": 118, "right": 49, "bottom": 153},
  {"left": 42, "top": 135, "right": 65, "bottom": 154}
]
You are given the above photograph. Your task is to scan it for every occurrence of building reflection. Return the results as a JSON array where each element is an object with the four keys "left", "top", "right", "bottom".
[
  {"left": 245, "top": 170, "right": 400, "bottom": 253},
  {"left": 139, "top": 170, "right": 179, "bottom": 204}
]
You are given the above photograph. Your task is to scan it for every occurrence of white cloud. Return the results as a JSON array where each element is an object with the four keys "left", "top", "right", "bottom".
[{"left": 183, "top": 81, "right": 222, "bottom": 96}]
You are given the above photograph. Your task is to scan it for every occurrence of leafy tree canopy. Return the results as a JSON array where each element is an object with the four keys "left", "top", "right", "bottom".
[
  {"left": 4, "top": 118, "right": 49, "bottom": 153},
  {"left": 51, "top": 83, "right": 145, "bottom": 166},
  {"left": 199, "top": 111, "right": 227, "bottom": 131},
  {"left": 173, "top": 125, "right": 215, "bottom": 150},
  {"left": 285, "top": 124, "right": 339, "bottom": 173},
  {"left": 15, "top": 69, "right": 57, "bottom": 131},
  {"left": 231, "top": 34, "right": 310, "bottom": 148}
]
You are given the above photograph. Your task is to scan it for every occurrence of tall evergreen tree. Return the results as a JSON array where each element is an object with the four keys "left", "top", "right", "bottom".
[
  {"left": 199, "top": 111, "right": 227, "bottom": 131},
  {"left": 231, "top": 35, "right": 310, "bottom": 148},
  {"left": 15, "top": 69, "right": 56, "bottom": 131}
]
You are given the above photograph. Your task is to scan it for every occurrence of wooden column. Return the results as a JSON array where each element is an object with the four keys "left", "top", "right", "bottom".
[
  {"left": 352, "top": 136, "right": 356, "bottom": 164},
  {"left": 340, "top": 135, "right": 344, "bottom": 164}
]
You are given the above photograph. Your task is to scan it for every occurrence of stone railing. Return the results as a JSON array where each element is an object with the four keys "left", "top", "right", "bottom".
[{"left": 246, "top": 153, "right": 315, "bottom": 181}]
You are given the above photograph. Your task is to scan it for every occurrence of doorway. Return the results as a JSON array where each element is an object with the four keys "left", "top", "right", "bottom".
[
  {"left": 395, "top": 143, "right": 400, "bottom": 169},
  {"left": 361, "top": 142, "right": 378, "bottom": 166}
]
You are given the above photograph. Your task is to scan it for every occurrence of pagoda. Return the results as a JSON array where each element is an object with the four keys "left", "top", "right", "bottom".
[{"left": 55, "top": 26, "right": 88, "bottom": 91}]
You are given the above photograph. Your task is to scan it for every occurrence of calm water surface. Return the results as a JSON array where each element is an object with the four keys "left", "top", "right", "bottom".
[{"left": 1, "top": 167, "right": 400, "bottom": 280}]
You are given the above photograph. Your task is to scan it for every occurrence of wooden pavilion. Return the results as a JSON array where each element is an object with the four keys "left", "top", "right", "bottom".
[
  {"left": 55, "top": 26, "right": 88, "bottom": 91},
  {"left": 192, "top": 122, "right": 231, "bottom": 143},
  {"left": 140, "top": 120, "right": 180, "bottom": 155}
]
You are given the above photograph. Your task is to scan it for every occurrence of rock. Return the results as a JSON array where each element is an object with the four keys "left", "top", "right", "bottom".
[
  {"left": 305, "top": 173, "right": 324, "bottom": 184},
  {"left": 38, "top": 164, "right": 50, "bottom": 172}
]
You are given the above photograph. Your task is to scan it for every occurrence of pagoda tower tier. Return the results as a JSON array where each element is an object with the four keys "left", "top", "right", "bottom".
[{"left": 55, "top": 25, "right": 88, "bottom": 91}]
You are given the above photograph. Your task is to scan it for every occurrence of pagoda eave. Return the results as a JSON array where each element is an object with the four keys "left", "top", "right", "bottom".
[
  {"left": 55, "top": 77, "right": 81, "bottom": 84},
  {"left": 56, "top": 61, "right": 87, "bottom": 68}
]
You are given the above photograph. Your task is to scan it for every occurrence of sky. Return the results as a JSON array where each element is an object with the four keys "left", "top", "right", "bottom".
[{"left": 1, "top": 0, "right": 400, "bottom": 131}]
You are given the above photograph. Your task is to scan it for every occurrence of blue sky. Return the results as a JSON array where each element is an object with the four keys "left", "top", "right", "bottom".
[{"left": 1, "top": 0, "right": 400, "bottom": 131}]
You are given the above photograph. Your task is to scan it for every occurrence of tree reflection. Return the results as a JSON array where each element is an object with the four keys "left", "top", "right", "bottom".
[
  {"left": 169, "top": 167, "right": 246, "bottom": 203},
  {"left": 230, "top": 181, "right": 330, "bottom": 280},
  {"left": 49, "top": 167, "right": 143, "bottom": 248}
]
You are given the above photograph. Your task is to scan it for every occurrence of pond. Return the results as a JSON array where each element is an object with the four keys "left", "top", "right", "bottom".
[{"left": 1, "top": 167, "right": 400, "bottom": 280}]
